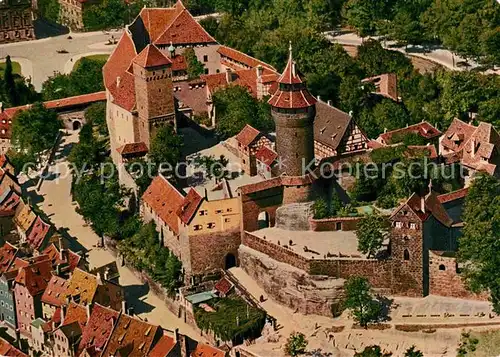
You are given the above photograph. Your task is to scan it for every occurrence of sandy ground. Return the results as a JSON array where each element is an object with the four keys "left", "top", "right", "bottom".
[{"left": 27, "top": 131, "right": 202, "bottom": 340}]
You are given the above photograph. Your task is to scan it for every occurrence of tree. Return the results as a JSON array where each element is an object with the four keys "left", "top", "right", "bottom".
[
  {"left": 83, "top": 0, "right": 127, "bottom": 31},
  {"left": 10, "top": 103, "right": 61, "bottom": 166},
  {"left": 84, "top": 102, "right": 108, "bottom": 136},
  {"left": 342, "top": 0, "right": 381, "bottom": 37},
  {"left": 343, "top": 277, "right": 382, "bottom": 327},
  {"left": 199, "top": 16, "right": 219, "bottom": 36},
  {"left": 38, "top": 0, "right": 60, "bottom": 23},
  {"left": 312, "top": 198, "right": 329, "bottom": 219},
  {"left": 357, "top": 40, "right": 413, "bottom": 77},
  {"left": 404, "top": 346, "right": 423, "bottom": 357},
  {"left": 284, "top": 332, "right": 308, "bottom": 356},
  {"left": 330, "top": 189, "right": 343, "bottom": 217},
  {"left": 3, "top": 56, "right": 18, "bottom": 107},
  {"left": 458, "top": 174, "right": 500, "bottom": 313},
  {"left": 213, "top": 85, "right": 274, "bottom": 139},
  {"left": 148, "top": 125, "right": 183, "bottom": 172},
  {"left": 356, "top": 214, "right": 387, "bottom": 258},
  {"left": 193, "top": 154, "right": 230, "bottom": 182},
  {"left": 354, "top": 345, "right": 392, "bottom": 357},
  {"left": 184, "top": 48, "right": 205, "bottom": 79}
]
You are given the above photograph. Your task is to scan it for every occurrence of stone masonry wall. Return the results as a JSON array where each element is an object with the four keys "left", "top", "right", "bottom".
[
  {"left": 309, "top": 216, "right": 361, "bottom": 231},
  {"left": 239, "top": 245, "right": 344, "bottom": 316},
  {"left": 429, "top": 251, "right": 488, "bottom": 301},
  {"left": 275, "top": 202, "right": 313, "bottom": 231}
]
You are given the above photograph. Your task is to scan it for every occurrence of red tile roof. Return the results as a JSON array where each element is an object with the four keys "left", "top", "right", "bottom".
[
  {"left": 41, "top": 243, "right": 81, "bottom": 272},
  {"left": 139, "top": 6, "right": 183, "bottom": 43},
  {"left": 101, "top": 314, "right": 160, "bottom": 357},
  {"left": 77, "top": 303, "right": 120, "bottom": 356},
  {"left": 26, "top": 216, "right": 52, "bottom": 250},
  {"left": 142, "top": 175, "right": 184, "bottom": 235},
  {"left": 177, "top": 188, "right": 204, "bottom": 225},
  {"left": 44, "top": 92, "right": 106, "bottom": 110},
  {"left": 362, "top": 73, "right": 398, "bottom": 101},
  {"left": 117, "top": 142, "right": 149, "bottom": 156},
  {"left": 377, "top": 121, "right": 441, "bottom": 144},
  {"left": 214, "top": 277, "right": 233, "bottom": 296},
  {"left": 218, "top": 46, "right": 276, "bottom": 71},
  {"left": 171, "top": 54, "right": 187, "bottom": 72},
  {"left": 440, "top": 118, "right": 477, "bottom": 153},
  {"left": 191, "top": 343, "right": 226, "bottom": 357},
  {"left": 41, "top": 275, "right": 69, "bottom": 307},
  {"left": 0, "top": 189, "right": 20, "bottom": 211},
  {"left": 0, "top": 242, "right": 18, "bottom": 274},
  {"left": 63, "top": 302, "right": 88, "bottom": 330},
  {"left": 133, "top": 44, "right": 173, "bottom": 69},
  {"left": 392, "top": 191, "right": 453, "bottom": 227},
  {"left": 235, "top": 125, "right": 261, "bottom": 147},
  {"left": 148, "top": 333, "right": 177, "bottom": 357},
  {"left": 0, "top": 337, "right": 28, "bottom": 357},
  {"left": 268, "top": 66, "right": 316, "bottom": 109},
  {"left": 238, "top": 177, "right": 283, "bottom": 195},
  {"left": 14, "top": 259, "right": 53, "bottom": 296},
  {"left": 154, "top": 7, "right": 216, "bottom": 45},
  {"left": 255, "top": 146, "right": 277, "bottom": 166},
  {"left": 438, "top": 188, "right": 469, "bottom": 204},
  {"left": 103, "top": 31, "right": 137, "bottom": 90}
]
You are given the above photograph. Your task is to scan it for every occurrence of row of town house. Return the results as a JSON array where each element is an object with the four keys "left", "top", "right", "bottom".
[{"left": 0, "top": 154, "right": 227, "bottom": 356}]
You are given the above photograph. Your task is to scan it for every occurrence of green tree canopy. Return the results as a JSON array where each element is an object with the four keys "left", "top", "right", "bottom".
[
  {"left": 149, "top": 125, "right": 183, "bottom": 171},
  {"left": 356, "top": 214, "right": 388, "bottom": 258},
  {"left": 284, "top": 332, "right": 308, "bottom": 356},
  {"left": 343, "top": 277, "right": 383, "bottom": 327},
  {"left": 458, "top": 175, "right": 500, "bottom": 313},
  {"left": 184, "top": 48, "right": 206, "bottom": 79},
  {"left": 213, "top": 85, "right": 274, "bottom": 139},
  {"left": 354, "top": 345, "right": 392, "bottom": 357},
  {"left": 10, "top": 103, "right": 61, "bottom": 165}
]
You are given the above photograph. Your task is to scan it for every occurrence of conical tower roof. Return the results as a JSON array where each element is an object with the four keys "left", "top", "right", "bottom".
[{"left": 268, "top": 42, "right": 316, "bottom": 109}]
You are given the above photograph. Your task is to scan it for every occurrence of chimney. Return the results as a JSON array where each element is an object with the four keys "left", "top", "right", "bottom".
[
  {"left": 204, "top": 188, "right": 208, "bottom": 200},
  {"left": 61, "top": 305, "right": 66, "bottom": 326},
  {"left": 0, "top": 102, "right": 3, "bottom": 113},
  {"left": 421, "top": 195, "right": 425, "bottom": 213},
  {"left": 292, "top": 62, "right": 296, "bottom": 77},
  {"left": 15, "top": 329, "right": 21, "bottom": 349},
  {"left": 225, "top": 68, "right": 232, "bottom": 83},
  {"left": 103, "top": 267, "right": 109, "bottom": 282},
  {"left": 327, "top": 100, "right": 332, "bottom": 106},
  {"left": 122, "top": 300, "right": 127, "bottom": 314},
  {"left": 86, "top": 303, "right": 91, "bottom": 321},
  {"left": 317, "top": 95, "right": 321, "bottom": 102},
  {"left": 471, "top": 137, "right": 476, "bottom": 156},
  {"left": 256, "top": 65, "right": 263, "bottom": 79},
  {"left": 174, "top": 328, "right": 180, "bottom": 343},
  {"left": 116, "top": 76, "right": 121, "bottom": 87},
  {"left": 58, "top": 235, "right": 64, "bottom": 251},
  {"left": 384, "top": 128, "right": 388, "bottom": 133}
]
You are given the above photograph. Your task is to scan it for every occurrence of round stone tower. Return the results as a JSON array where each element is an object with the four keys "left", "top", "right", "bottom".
[{"left": 269, "top": 43, "right": 317, "bottom": 177}]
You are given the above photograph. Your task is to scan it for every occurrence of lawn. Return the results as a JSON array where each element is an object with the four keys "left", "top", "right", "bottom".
[
  {"left": 73, "top": 54, "right": 109, "bottom": 72},
  {"left": 469, "top": 330, "right": 500, "bottom": 357},
  {"left": 0, "top": 61, "right": 21, "bottom": 77}
]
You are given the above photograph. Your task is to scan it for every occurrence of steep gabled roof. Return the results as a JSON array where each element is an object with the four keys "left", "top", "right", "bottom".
[
  {"left": 103, "top": 31, "right": 137, "bottom": 90},
  {"left": 0, "top": 242, "right": 17, "bottom": 274},
  {"left": 440, "top": 118, "right": 477, "bottom": 153},
  {"left": 101, "top": 314, "right": 160, "bottom": 357},
  {"left": 191, "top": 343, "right": 227, "bottom": 357},
  {"left": 235, "top": 124, "right": 261, "bottom": 147},
  {"left": 177, "top": 188, "right": 204, "bottom": 225},
  {"left": 41, "top": 275, "right": 69, "bottom": 307},
  {"left": 218, "top": 46, "right": 276, "bottom": 71},
  {"left": 14, "top": 259, "right": 53, "bottom": 296},
  {"left": 314, "top": 101, "right": 355, "bottom": 152},
  {"left": 255, "top": 146, "right": 278, "bottom": 166},
  {"left": 139, "top": 7, "right": 182, "bottom": 43},
  {"left": 0, "top": 337, "right": 28, "bottom": 357},
  {"left": 64, "top": 268, "right": 99, "bottom": 305},
  {"left": 133, "top": 44, "right": 173, "bottom": 69},
  {"left": 378, "top": 121, "right": 441, "bottom": 144},
  {"left": 77, "top": 303, "right": 120, "bottom": 357},
  {"left": 26, "top": 216, "right": 52, "bottom": 250},
  {"left": 148, "top": 333, "right": 177, "bottom": 356},
  {"left": 62, "top": 302, "right": 88, "bottom": 330},
  {"left": 154, "top": 6, "right": 217, "bottom": 45},
  {"left": 142, "top": 175, "right": 184, "bottom": 235}
]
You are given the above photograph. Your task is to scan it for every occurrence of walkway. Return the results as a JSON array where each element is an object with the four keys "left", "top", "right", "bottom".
[
  {"left": 29, "top": 131, "right": 202, "bottom": 340},
  {"left": 325, "top": 32, "right": 499, "bottom": 75}
]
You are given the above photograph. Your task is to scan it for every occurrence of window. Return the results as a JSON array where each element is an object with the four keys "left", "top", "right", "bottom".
[
  {"left": 203, "top": 55, "right": 208, "bottom": 62},
  {"left": 410, "top": 223, "right": 416, "bottom": 230},
  {"left": 207, "top": 222, "right": 215, "bottom": 229},
  {"left": 204, "top": 68, "right": 209, "bottom": 74},
  {"left": 224, "top": 218, "right": 230, "bottom": 223},
  {"left": 215, "top": 209, "right": 223, "bottom": 214},
  {"left": 227, "top": 208, "right": 233, "bottom": 213},
  {"left": 403, "top": 249, "right": 410, "bottom": 261},
  {"left": 193, "top": 225, "right": 202, "bottom": 231},
  {"left": 199, "top": 210, "right": 207, "bottom": 216},
  {"left": 439, "top": 264, "right": 446, "bottom": 271},
  {"left": 395, "top": 222, "right": 403, "bottom": 228}
]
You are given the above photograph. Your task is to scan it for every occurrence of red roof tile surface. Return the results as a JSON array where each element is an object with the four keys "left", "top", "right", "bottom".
[
  {"left": 177, "top": 188, "right": 203, "bottom": 225},
  {"left": 133, "top": 44, "right": 173, "bottom": 68},
  {"left": 154, "top": 8, "right": 216, "bottom": 45},
  {"left": 63, "top": 302, "right": 88, "bottom": 330},
  {"left": 14, "top": 259, "right": 53, "bottom": 296},
  {"left": 191, "top": 343, "right": 226, "bottom": 357},
  {"left": 41, "top": 275, "right": 69, "bottom": 307},
  {"left": 101, "top": 314, "right": 160, "bottom": 357},
  {"left": 142, "top": 176, "right": 184, "bottom": 235},
  {"left": 78, "top": 303, "right": 120, "bottom": 356},
  {"left": 103, "top": 31, "right": 137, "bottom": 90},
  {"left": 171, "top": 54, "right": 188, "bottom": 71},
  {"left": 44, "top": 92, "right": 106, "bottom": 110},
  {"left": 235, "top": 125, "right": 261, "bottom": 147},
  {"left": 148, "top": 333, "right": 177, "bottom": 357},
  {"left": 255, "top": 146, "right": 278, "bottom": 166},
  {"left": 117, "top": 142, "right": 149, "bottom": 156},
  {"left": 218, "top": 46, "right": 276, "bottom": 71},
  {"left": 438, "top": 188, "right": 469, "bottom": 204},
  {"left": 362, "top": 73, "right": 398, "bottom": 101},
  {"left": 26, "top": 216, "right": 51, "bottom": 250},
  {"left": 214, "top": 277, "right": 233, "bottom": 296},
  {"left": 140, "top": 7, "right": 182, "bottom": 43},
  {"left": 440, "top": 118, "right": 477, "bottom": 153},
  {"left": 0, "top": 337, "right": 28, "bottom": 357},
  {"left": 378, "top": 121, "right": 441, "bottom": 144},
  {"left": 0, "top": 242, "right": 18, "bottom": 274},
  {"left": 392, "top": 191, "right": 453, "bottom": 227}
]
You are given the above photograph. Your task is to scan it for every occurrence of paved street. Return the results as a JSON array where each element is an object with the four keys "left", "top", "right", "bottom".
[
  {"left": 28, "top": 131, "right": 202, "bottom": 340},
  {"left": 0, "top": 30, "right": 121, "bottom": 90}
]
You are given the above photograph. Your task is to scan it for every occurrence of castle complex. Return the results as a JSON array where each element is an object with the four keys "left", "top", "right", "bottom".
[{"left": 99, "top": 1, "right": 500, "bottom": 317}]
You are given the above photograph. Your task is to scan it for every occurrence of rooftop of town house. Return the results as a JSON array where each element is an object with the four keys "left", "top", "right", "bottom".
[
  {"left": 14, "top": 258, "right": 53, "bottom": 296},
  {"left": 148, "top": 333, "right": 177, "bottom": 357},
  {"left": 250, "top": 227, "right": 377, "bottom": 260},
  {"left": 185, "top": 141, "right": 264, "bottom": 201},
  {"left": 41, "top": 275, "right": 69, "bottom": 307},
  {"left": 0, "top": 337, "right": 27, "bottom": 357},
  {"left": 42, "top": 243, "right": 82, "bottom": 273},
  {"left": 90, "top": 261, "right": 120, "bottom": 282},
  {"left": 0, "top": 242, "right": 18, "bottom": 274},
  {"left": 26, "top": 216, "right": 52, "bottom": 250},
  {"left": 63, "top": 268, "right": 99, "bottom": 305},
  {"left": 377, "top": 121, "right": 441, "bottom": 144},
  {"left": 191, "top": 343, "right": 227, "bottom": 357},
  {"left": 62, "top": 302, "right": 88, "bottom": 330},
  {"left": 362, "top": 73, "right": 399, "bottom": 102}
]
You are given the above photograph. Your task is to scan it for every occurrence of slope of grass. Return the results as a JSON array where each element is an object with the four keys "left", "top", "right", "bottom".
[
  {"left": 0, "top": 61, "right": 21, "bottom": 77},
  {"left": 73, "top": 54, "right": 109, "bottom": 72},
  {"left": 469, "top": 330, "right": 500, "bottom": 357}
]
